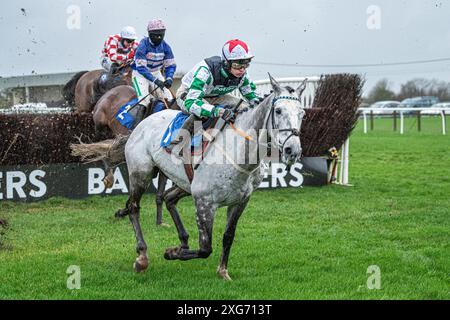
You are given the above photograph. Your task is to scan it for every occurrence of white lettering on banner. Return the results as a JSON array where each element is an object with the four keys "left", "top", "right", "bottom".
[
  {"left": 86, "top": 164, "right": 305, "bottom": 194},
  {"left": 6, "top": 171, "right": 27, "bottom": 199},
  {"left": 29, "top": 170, "right": 47, "bottom": 198},
  {"left": 258, "top": 163, "right": 305, "bottom": 188},
  {"left": 0, "top": 170, "right": 48, "bottom": 200},
  {"left": 0, "top": 161, "right": 315, "bottom": 201},
  {"left": 88, "top": 168, "right": 105, "bottom": 194},
  {"left": 289, "top": 163, "right": 304, "bottom": 187},
  {"left": 259, "top": 165, "right": 270, "bottom": 189},
  {"left": 152, "top": 173, "right": 173, "bottom": 191},
  {"left": 105, "top": 167, "right": 128, "bottom": 194},
  {"left": 88, "top": 168, "right": 128, "bottom": 195},
  {"left": 271, "top": 163, "right": 288, "bottom": 187}
]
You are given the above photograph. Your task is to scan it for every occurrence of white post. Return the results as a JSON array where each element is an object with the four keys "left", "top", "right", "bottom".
[
  {"left": 363, "top": 112, "right": 368, "bottom": 134},
  {"left": 400, "top": 112, "right": 404, "bottom": 134},
  {"left": 337, "top": 138, "right": 350, "bottom": 185},
  {"left": 338, "top": 143, "right": 344, "bottom": 184},
  {"left": 343, "top": 138, "right": 350, "bottom": 185},
  {"left": 442, "top": 110, "right": 447, "bottom": 135},
  {"left": 25, "top": 86, "right": 30, "bottom": 103}
]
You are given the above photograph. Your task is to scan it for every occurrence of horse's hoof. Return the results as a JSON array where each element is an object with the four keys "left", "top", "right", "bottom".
[
  {"left": 217, "top": 267, "right": 232, "bottom": 281},
  {"left": 164, "top": 247, "right": 179, "bottom": 260},
  {"left": 133, "top": 255, "right": 148, "bottom": 273},
  {"left": 103, "top": 177, "right": 114, "bottom": 189},
  {"left": 164, "top": 246, "right": 186, "bottom": 260}
]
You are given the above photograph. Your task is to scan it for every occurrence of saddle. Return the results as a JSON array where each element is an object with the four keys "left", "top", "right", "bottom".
[
  {"left": 162, "top": 112, "right": 222, "bottom": 183},
  {"left": 164, "top": 112, "right": 220, "bottom": 157}
]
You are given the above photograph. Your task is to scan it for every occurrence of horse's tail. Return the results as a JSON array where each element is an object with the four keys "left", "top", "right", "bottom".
[
  {"left": 70, "top": 134, "right": 129, "bottom": 165},
  {"left": 62, "top": 71, "right": 89, "bottom": 107}
]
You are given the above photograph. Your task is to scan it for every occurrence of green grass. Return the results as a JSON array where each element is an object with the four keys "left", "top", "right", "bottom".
[{"left": 0, "top": 117, "right": 449, "bottom": 300}]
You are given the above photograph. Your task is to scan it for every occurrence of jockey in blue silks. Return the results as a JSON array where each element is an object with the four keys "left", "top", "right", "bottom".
[{"left": 131, "top": 18, "right": 176, "bottom": 114}]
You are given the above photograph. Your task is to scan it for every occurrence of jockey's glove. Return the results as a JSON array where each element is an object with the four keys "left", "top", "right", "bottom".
[
  {"left": 154, "top": 79, "right": 165, "bottom": 90},
  {"left": 249, "top": 96, "right": 264, "bottom": 108},
  {"left": 164, "top": 78, "right": 173, "bottom": 88},
  {"left": 237, "top": 106, "right": 249, "bottom": 114},
  {"left": 216, "top": 108, "right": 235, "bottom": 122}
]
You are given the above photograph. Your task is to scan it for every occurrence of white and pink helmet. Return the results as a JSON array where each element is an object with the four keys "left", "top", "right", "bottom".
[
  {"left": 147, "top": 19, "right": 166, "bottom": 31},
  {"left": 221, "top": 39, "right": 254, "bottom": 61}
]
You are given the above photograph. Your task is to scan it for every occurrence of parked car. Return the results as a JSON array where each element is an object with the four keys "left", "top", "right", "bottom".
[
  {"left": 399, "top": 96, "right": 439, "bottom": 114},
  {"left": 420, "top": 102, "right": 450, "bottom": 115},
  {"left": 432, "top": 102, "right": 450, "bottom": 108},
  {"left": 367, "top": 101, "right": 400, "bottom": 115},
  {"left": 399, "top": 96, "right": 439, "bottom": 108}
]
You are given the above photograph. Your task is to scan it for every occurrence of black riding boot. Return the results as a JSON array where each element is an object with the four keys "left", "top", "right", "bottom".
[{"left": 131, "top": 104, "right": 147, "bottom": 130}]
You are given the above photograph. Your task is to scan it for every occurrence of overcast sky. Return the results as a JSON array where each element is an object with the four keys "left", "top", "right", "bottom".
[{"left": 1, "top": 0, "right": 450, "bottom": 95}]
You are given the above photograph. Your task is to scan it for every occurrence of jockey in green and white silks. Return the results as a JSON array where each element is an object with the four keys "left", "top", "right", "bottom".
[
  {"left": 165, "top": 39, "right": 263, "bottom": 153},
  {"left": 176, "top": 39, "right": 263, "bottom": 119}
]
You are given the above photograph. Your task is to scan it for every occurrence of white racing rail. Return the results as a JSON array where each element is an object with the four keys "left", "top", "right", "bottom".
[{"left": 359, "top": 107, "right": 448, "bottom": 135}]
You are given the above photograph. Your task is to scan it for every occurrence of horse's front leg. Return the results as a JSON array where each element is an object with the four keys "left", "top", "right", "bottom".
[
  {"left": 217, "top": 198, "right": 249, "bottom": 281},
  {"left": 167, "top": 197, "right": 216, "bottom": 261}
]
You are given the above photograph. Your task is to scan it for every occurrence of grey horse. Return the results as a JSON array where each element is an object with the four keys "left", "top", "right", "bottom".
[{"left": 77, "top": 75, "right": 307, "bottom": 280}]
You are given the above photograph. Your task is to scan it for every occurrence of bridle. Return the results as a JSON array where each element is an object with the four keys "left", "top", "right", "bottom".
[
  {"left": 266, "top": 94, "right": 304, "bottom": 151},
  {"left": 227, "top": 93, "right": 304, "bottom": 151},
  {"left": 202, "top": 93, "right": 304, "bottom": 176}
]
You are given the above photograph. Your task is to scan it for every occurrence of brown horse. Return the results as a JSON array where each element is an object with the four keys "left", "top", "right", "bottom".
[
  {"left": 63, "top": 64, "right": 133, "bottom": 114},
  {"left": 92, "top": 85, "right": 136, "bottom": 136},
  {"left": 92, "top": 84, "right": 179, "bottom": 226}
]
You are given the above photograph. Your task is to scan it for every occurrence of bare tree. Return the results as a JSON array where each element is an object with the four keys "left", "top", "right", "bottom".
[
  {"left": 397, "top": 78, "right": 450, "bottom": 101},
  {"left": 367, "top": 78, "right": 396, "bottom": 103}
]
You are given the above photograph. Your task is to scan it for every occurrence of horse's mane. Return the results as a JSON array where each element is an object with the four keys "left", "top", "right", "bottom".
[{"left": 61, "top": 70, "right": 88, "bottom": 107}]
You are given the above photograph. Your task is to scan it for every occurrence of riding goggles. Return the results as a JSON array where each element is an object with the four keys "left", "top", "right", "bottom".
[{"left": 230, "top": 61, "right": 251, "bottom": 70}]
